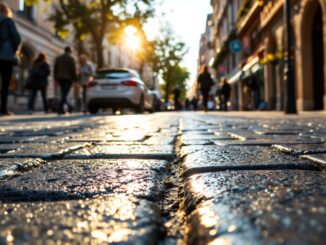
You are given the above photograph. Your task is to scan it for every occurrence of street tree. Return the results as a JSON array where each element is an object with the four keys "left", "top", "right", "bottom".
[
  {"left": 151, "top": 28, "right": 189, "bottom": 102},
  {"left": 108, "top": 19, "right": 155, "bottom": 76},
  {"left": 26, "top": 0, "right": 155, "bottom": 68},
  {"left": 161, "top": 64, "right": 190, "bottom": 102}
]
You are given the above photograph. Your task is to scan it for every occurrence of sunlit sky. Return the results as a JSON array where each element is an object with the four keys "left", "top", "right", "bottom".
[{"left": 144, "top": 0, "right": 213, "bottom": 88}]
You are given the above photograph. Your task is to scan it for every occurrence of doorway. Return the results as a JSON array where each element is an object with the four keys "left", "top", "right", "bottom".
[{"left": 312, "top": 4, "right": 325, "bottom": 110}]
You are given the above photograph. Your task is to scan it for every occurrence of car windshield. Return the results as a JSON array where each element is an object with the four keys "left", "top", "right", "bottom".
[{"left": 96, "top": 70, "right": 131, "bottom": 79}]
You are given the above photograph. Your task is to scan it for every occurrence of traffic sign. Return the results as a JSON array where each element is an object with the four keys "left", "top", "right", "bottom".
[{"left": 229, "top": 39, "right": 242, "bottom": 53}]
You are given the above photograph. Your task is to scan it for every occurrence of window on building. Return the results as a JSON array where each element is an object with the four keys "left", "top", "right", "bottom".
[
  {"left": 228, "top": 2, "right": 233, "bottom": 29},
  {"left": 19, "top": 0, "right": 34, "bottom": 21}
]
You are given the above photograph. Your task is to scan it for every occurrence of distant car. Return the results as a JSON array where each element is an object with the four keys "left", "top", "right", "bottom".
[
  {"left": 163, "top": 102, "right": 175, "bottom": 111},
  {"left": 86, "top": 68, "right": 153, "bottom": 114},
  {"left": 150, "top": 90, "right": 163, "bottom": 111}
]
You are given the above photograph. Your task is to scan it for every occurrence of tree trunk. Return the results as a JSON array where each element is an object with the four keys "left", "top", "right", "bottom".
[
  {"left": 165, "top": 80, "right": 171, "bottom": 102},
  {"left": 76, "top": 39, "right": 86, "bottom": 56},
  {"left": 95, "top": 39, "right": 104, "bottom": 68}
]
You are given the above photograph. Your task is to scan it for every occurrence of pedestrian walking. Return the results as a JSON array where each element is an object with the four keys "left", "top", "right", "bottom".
[
  {"left": 54, "top": 46, "right": 77, "bottom": 115},
  {"left": 191, "top": 96, "right": 198, "bottom": 111},
  {"left": 207, "top": 95, "right": 215, "bottom": 111},
  {"left": 220, "top": 78, "right": 231, "bottom": 111},
  {"left": 0, "top": 2, "right": 21, "bottom": 116},
  {"left": 197, "top": 65, "right": 214, "bottom": 112},
  {"left": 173, "top": 86, "right": 181, "bottom": 110},
  {"left": 26, "top": 53, "right": 50, "bottom": 114},
  {"left": 78, "top": 55, "right": 94, "bottom": 113},
  {"left": 248, "top": 74, "right": 261, "bottom": 110},
  {"left": 185, "top": 98, "right": 191, "bottom": 110}
]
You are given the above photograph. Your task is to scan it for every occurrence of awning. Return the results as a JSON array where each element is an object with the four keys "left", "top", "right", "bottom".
[
  {"left": 241, "top": 56, "right": 261, "bottom": 80},
  {"left": 228, "top": 70, "right": 242, "bottom": 84},
  {"left": 242, "top": 56, "right": 259, "bottom": 73},
  {"left": 226, "top": 56, "right": 262, "bottom": 85}
]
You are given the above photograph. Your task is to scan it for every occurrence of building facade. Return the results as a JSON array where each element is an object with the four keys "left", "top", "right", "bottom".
[
  {"left": 3, "top": 0, "right": 72, "bottom": 111},
  {"left": 194, "top": 14, "right": 217, "bottom": 103},
  {"left": 2, "top": 0, "right": 154, "bottom": 112},
  {"left": 210, "top": 0, "right": 241, "bottom": 110},
  {"left": 210, "top": 0, "right": 326, "bottom": 111}
]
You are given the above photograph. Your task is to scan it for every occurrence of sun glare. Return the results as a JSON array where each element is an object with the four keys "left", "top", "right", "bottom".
[
  {"left": 124, "top": 26, "right": 141, "bottom": 50},
  {"left": 125, "top": 35, "right": 141, "bottom": 50}
]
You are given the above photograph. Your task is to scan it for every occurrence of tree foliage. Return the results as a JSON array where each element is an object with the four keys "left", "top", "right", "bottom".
[
  {"left": 28, "top": 0, "right": 155, "bottom": 68},
  {"left": 160, "top": 64, "right": 190, "bottom": 101},
  {"left": 151, "top": 28, "right": 189, "bottom": 101}
]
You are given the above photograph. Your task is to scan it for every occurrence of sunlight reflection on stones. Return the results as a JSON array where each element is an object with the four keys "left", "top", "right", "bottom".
[{"left": 208, "top": 236, "right": 233, "bottom": 245}]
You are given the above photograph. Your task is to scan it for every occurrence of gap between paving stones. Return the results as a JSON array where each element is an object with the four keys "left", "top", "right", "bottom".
[
  {"left": 0, "top": 158, "right": 46, "bottom": 181},
  {"left": 159, "top": 118, "right": 188, "bottom": 245},
  {"left": 0, "top": 143, "right": 94, "bottom": 181},
  {"left": 0, "top": 143, "right": 94, "bottom": 160},
  {"left": 64, "top": 153, "right": 175, "bottom": 161}
]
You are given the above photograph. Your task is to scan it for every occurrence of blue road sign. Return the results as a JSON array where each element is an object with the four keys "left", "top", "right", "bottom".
[{"left": 229, "top": 39, "right": 242, "bottom": 53}]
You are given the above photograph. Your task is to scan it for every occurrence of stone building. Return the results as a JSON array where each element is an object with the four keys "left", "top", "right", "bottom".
[
  {"left": 211, "top": 0, "right": 241, "bottom": 110},
  {"left": 198, "top": 14, "right": 215, "bottom": 73},
  {"left": 195, "top": 14, "right": 217, "bottom": 103},
  {"left": 210, "top": 0, "right": 326, "bottom": 111}
]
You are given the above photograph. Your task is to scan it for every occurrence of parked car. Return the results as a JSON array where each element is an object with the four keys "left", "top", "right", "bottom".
[
  {"left": 150, "top": 90, "right": 163, "bottom": 111},
  {"left": 86, "top": 68, "right": 153, "bottom": 114}
]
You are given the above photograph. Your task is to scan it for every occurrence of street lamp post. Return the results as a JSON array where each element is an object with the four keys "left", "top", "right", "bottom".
[{"left": 284, "top": 0, "right": 297, "bottom": 114}]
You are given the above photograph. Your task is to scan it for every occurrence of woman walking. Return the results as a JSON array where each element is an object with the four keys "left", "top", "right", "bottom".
[
  {"left": 27, "top": 53, "right": 50, "bottom": 114},
  {"left": 0, "top": 2, "right": 21, "bottom": 115},
  {"left": 197, "top": 65, "right": 214, "bottom": 112},
  {"left": 78, "top": 55, "right": 94, "bottom": 113}
]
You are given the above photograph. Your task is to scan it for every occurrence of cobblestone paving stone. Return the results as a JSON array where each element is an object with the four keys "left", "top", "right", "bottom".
[
  {"left": 181, "top": 145, "right": 318, "bottom": 178},
  {"left": 0, "top": 159, "right": 168, "bottom": 202},
  {"left": 272, "top": 143, "right": 326, "bottom": 155},
  {"left": 0, "top": 112, "right": 325, "bottom": 244},
  {"left": 0, "top": 114, "right": 177, "bottom": 244},
  {"left": 301, "top": 153, "right": 326, "bottom": 166},
  {"left": 72, "top": 144, "right": 174, "bottom": 156},
  {"left": 0, "top": 196, "right": 164, "bottom": 244},
  {"left": 180, "top": 113, "right": 326, "bottom": 245},
  {"left": 183, "top": 171, "right": 326, "bottom": 245},
  {"left": 0, "top": 143, "right": 89, "bottom": 158},
  {"left": 0, "top": 159, "right": 45, "bottom": 180}
]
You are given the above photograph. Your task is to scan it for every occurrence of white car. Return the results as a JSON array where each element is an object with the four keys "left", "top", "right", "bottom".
[{"left": 86, "top": 68, "right": 153, "bottom": 114}]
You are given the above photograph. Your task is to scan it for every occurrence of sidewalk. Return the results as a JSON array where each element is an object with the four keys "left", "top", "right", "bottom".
[{"left": 0, "top": 112, "right": 325, "bottom": 244}]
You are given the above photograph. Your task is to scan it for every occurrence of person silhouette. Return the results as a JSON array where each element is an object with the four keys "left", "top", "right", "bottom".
[{"left": 197, "top": 65, "right": 214, "bottom": 112}]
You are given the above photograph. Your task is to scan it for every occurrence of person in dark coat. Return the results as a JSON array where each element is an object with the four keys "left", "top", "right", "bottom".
[
  {"left": 248, "top": 74, "right": 261, "bottom": 110},
  {"left": 197, "top": 65, "right": 214, "bottom": 112},
  {"left": 54, "top": 46, "right": 77, "bottom": 115},
  {"left": 27, "top": 53, "right": 50, "bottom": 114},
  {"left": 191, "top": 96, "right": 198, "bottom": 111},
  {"left": 173, "top": 86, "right": 181, "bottom": 110},
  {"left": 220, "top": 78, "right": 231, "bottom": 111},
  {"left": 0, "top": 2, "right": 21, "bottom": 115}
]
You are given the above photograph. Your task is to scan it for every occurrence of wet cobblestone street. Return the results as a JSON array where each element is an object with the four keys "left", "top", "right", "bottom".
[{"left": 0, "top": 112, "right": 325, "bottom": 244}]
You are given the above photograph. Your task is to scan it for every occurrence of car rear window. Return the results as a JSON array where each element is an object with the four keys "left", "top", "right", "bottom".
[{"left": 96, "top": 70, "right": 131, "bottom": 79}]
